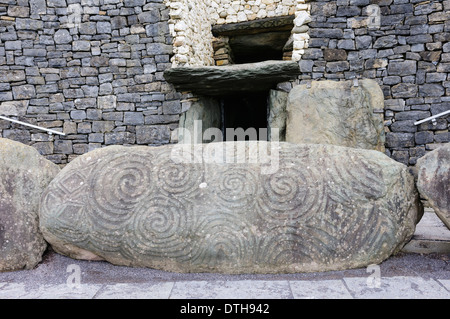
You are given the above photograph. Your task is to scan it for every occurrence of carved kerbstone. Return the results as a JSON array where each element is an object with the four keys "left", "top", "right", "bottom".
[{"left": 39, "top": 142, "right": 422, "bottom": 274}]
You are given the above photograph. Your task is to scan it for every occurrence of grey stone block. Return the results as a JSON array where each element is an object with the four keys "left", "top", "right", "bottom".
[
  {"left": 54, "top": 140, "right": 73, "bottom": 154},
  {"left": 390, "top": 120, "right": 417, "bottom": 133},
  {"left": 136, "top": 125, "right": 170, "bottom": 144},
  {"left": 5, "top": 41, "right": 22, "bottom": 50},
  {"left": 162, "top": 100, "right": 181, "bottom": 115},
  {"left": 97, "top": 95, "right": 117, "bottom": 109},
  {"left": 12, "top": 85, "right": 36, "bottom": 99},
  {"left": 70, "top": 110, "right": 87, "bottom": 120},
  {"left": 386, "top": 132, "right": 415, "bottom": 148},
  {"left": 415, "top": 131, "right": 434, "bottom": 145},
  {"left": 123, "top": 112, "right": 144, "bottom": 125},
  {"left": 104, "top": 132, "right": 135, "bottom": 145},
  {"left": 355, "top": 35, "right": 372, "bottom": 49},
  {"left": 97, "top": 22, "right": 112, "bottom": 34},
  {"left": 0, "top": 92, "right": 13, "bottom": 101},
  {"left": 374, "top": 35, "right": 398, "bottom": 49},
  {"left": 8, "top": 5, "right": 30, "bottom": 17},
  {"left": 138, "top": 10, "right": 160, "bottom": 24},
  {"left": 72, "top": 41, "right": 91, "bottom": 51},
  {"left": 79, "top": 22, "right": 97, "bottom": 35},
  {"left": 146, "top": 43, "right": 173, "bottom": 56},
  {"left": 419, "top": 84, "right": 445, "bottom": 97},
  {"left": 54, "top": 29, "right": 72, "bottom": 44},
  {"left": 326, "top": 61, "right": 349, "bottom": 73},
  {"left": 388, "top": 61, "right": 417, "bottom": 76}
]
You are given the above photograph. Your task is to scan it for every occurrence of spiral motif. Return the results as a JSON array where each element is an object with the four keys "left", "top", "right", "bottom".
[
  {"left": 255, "top": 225, "right": 331, "bottom": 267},
  {"left": 154, "top": 149, "right": 203, "bottom": 197},
  {"left": 190, "top": 211, "right": 255, "bottom": 269},
  {"left": 88, "top": 154, "right": 153, "bottom": 232},
  {"left": 255, "top": 227, "right": 298, "bottom": 265},
  {"left": 124, "top": 196, "right": 190, "bottom": 260},
  {"left": 256, "top": 164, "right": 323, "bottom": 225},
  {"left": 209, "top": 167, "right": 259, "bottom": 209}
]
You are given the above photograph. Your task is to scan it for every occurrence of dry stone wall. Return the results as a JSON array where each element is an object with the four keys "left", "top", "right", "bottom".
[
  {"left": 166, "top": 0, "right": 311, "bottom": 66},
  {"left": 300, "top": 0, "right": 450, "bottom": 165},
  {"left": 0, "top": 0, "right": 448, "bottom": 166},
  {"left": 0, "top": 0, "right": 183, "bottom": 165}
]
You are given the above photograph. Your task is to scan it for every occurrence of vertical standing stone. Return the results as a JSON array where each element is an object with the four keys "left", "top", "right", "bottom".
[
  {"left": 267, "top": 89, "right": 288, "bottom": 142},
  {"left": 286, "top": 79, "right": 386, "bottom": 152}
]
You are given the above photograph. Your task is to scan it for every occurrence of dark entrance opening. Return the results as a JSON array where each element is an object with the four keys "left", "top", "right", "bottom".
[
  {"left": 221, "top": 91, "right": 269, "bottom": 141},
  {"left": 211, "top": 15, "right": 295, "bottom": 65},
  {"left": 228, "top": 31, "right": 292, "bottom": 64}
]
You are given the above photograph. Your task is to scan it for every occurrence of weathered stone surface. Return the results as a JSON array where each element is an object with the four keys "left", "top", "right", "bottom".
[
  {"left": 178, "top": 96, "right": 221, "bottom": 144},
  {"left": 285, "top": 79, "right": 386, "bottom": 152},
  {"left": 39, "top": 142, "right": 421, "bottom": 274},
  {"left": 416, "top": 143, "right": 450, "bottom": 230},
  {"left": 267, "top": 89, "right": 288, "bottom": 142},
  {"left": 212, "top": 15, "right": 295, "bottom": 37},
  {"left": 0, "top": 138, "right": 60, "bottom": 272},
  {"left": 163, "top": 60, "right": 301, "bottom": 96}
]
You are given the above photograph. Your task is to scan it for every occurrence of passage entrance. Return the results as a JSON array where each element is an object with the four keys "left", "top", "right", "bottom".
[{"left": 221, "top": 91, "right": 269, "bottom": 141}]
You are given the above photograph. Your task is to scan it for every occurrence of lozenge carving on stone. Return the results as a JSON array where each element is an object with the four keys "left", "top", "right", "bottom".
[{"left": 39, "top": 142, "right": 422, "bottom": 274}]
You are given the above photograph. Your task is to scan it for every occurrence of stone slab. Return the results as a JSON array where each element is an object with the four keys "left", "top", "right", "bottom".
[
  {"left": 402, "top": 209, "right": 450, "bottom": 254},
  {"left": 0, "top": 283, "right": 102, "bottom": 299},
  {"left": 289, "top": 280, "right": 352, "bottom": 299},
  {"left": 95, "top": 282, "right": 174, "bottom": 299},
  {"left": 170, "top": 280, "right": 292, "bottom": 299},
  {"left": 39, "top": 142, "right": 421, "bottom": 274},
  {"left": 343, "top": 276, "right": 450, "bottom": 299},
  {"left": 212, "top": 15, "right": 295, "bottom": 37},
  {"left": 163, "top": 60, "right": 301, "bottom": 96},
  {"left": 286, "top": 79, "right": 386, "bottom": 152}
]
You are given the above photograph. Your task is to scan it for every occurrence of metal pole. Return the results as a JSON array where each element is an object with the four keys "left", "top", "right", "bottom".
[
  {"left": 0, "top": 115, "right": 66, "bottom": 136},
  {"left": 414, "top": 110, "right": 450, "bottom": 126}
]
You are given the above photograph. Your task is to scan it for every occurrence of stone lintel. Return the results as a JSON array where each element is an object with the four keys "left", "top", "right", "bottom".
[
  {"left": 163, "top": 60, "right": 300, "bottom": 97},
  {"left": 212, "top": 15, "right": 295, "bottom": 37}
]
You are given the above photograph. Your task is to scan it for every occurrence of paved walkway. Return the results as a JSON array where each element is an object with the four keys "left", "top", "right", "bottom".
[{"left": 0, "top": 251, "right": 449, "bottom": 299}]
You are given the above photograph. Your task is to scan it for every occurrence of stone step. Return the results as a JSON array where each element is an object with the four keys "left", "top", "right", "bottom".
[{"left": 402, "top": 208, "right": 450, "bottom": 254}]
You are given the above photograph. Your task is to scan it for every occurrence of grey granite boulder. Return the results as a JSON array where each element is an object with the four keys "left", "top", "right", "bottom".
[
  {"left": 286, "top": 79, "right": 386, "bottom": 152},
  {"left": 39, "top": 142, "right": 421, "bottom": 274},
  {"left": 0, "top": 138, "right": 60, "bottom": 271},
  {"left": 416, "top": 143, "right": 450, "bottom": 230}
]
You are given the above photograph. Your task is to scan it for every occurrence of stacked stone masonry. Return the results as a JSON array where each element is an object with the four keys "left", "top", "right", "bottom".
[
  {"left": 0, "top": 0, "right": 183, "bottom": 165},
  {"left": 166, "top": 0, "right": 311, "bottom": 66},
  {"left": 301, "top": 0, "right": 450, "bottom": 165},
  {"left": 0, "top": 0, "right": 448, "bottom": 166}
]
